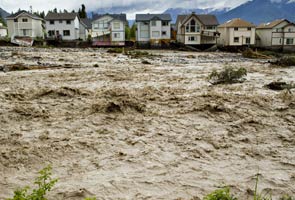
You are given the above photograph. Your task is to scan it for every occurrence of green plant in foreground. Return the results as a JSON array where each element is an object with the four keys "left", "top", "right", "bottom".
[
  {"left": 7, "top": 165, "right": 58, "bottom": 200},
  {"left": 253, "top": 173, "right": 272, "bottom": 200},
  {"left": 203, "top": 187, "right": 238, "bottom": 200},
  {"left": 208, "top": 66, "right": 247, "bottom": 85}
]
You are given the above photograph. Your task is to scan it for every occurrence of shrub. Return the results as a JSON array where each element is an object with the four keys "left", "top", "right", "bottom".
[
  {"left": 7, "top": 165, "right": 58, "bottom": 200},
  {"left": 203, "top": 188, "right": 238, "bottom": 200},
  {"left": 107, "top": 48, "right": 123, "bottom": 53},
  {"left": 208, "top": 66, "right": 247, "bottom": 85},
  {"left": 242, "top": 49, "right": 270, "bottom": 59},
  {"left": 271, "top": 56, "right": 295, "bottom": 67}
]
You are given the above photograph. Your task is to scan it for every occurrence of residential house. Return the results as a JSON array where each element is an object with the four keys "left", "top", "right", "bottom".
[
  {"left": 81, "top": 18, "right": 92, "bottom": 39},
  {"left": 45, "top": 12, "right": 87, "bottom": 41},
  {"left": 256, "top": 19, "right": 295, "bottom": 48},
  {"left": 217, "top": 18, "right": 256, "bottom": 46},
  {"left": 91, "top": 13, "right": 127, "bottom": 46},
  {"left": 135, "top": 14, "right": 172, "bottom": 45},
  {"left": 0, "top": 22, "right": 7, "bottom": 37},
  {"left": 176, "top": 12, "right": 219, "bottom": 46},
  {"left": 5, "top": 10, "right": 44, "bottom": 38}
]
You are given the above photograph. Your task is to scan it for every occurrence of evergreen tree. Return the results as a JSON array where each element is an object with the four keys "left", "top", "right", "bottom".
[
  {"left": 130, "top": 23, "right": 137, "bottom": 40},
  {"left": 53, "top": 8, "right": 57, "bottom": 13},
  {"left": 78, "top": 4, "right": 87, "bottom": 18}
]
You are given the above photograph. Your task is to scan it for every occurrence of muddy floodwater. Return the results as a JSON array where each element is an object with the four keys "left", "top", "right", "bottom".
[{"left": 0, "top": 47, "right": 294, "bottom": 199}]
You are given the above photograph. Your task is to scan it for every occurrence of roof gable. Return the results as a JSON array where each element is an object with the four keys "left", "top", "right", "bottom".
[
  {"left": 6, "top": 10, "right": 43, "bottom": 21},
  {"left": 218, "top": 18, "right": 255, "bottom": 28},
  {"left": 257, "top": 19, "right": 290, "bottom": 29},
  {"left": 177, "top": 13, "right": 219, "bottom": 29}
]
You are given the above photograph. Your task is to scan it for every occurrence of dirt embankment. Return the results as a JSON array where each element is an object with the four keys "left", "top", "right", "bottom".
[{"left": 0, "top": 47, "right": 294, "bottom": 199}]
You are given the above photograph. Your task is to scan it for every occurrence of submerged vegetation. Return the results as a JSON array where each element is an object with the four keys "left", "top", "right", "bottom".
[
  {"left": 208, "top": 66, "right": 247, "bottom": 85},
  {"left": 271, "top": 56, "right": 295, "bottom": 67}
]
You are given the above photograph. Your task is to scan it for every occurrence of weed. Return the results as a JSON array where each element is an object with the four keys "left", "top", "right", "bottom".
[
  {"left": 7, "top": 165, "right": 58, "bottom": 200},
  {"left": 253, "top": 173, "right": 272, "bottom": 200},
  {"left": 208, "top": 66, "right": 247, "bottom": 85},
  {"left": 203, "top": 187, "right": 238, "bottom": 200},
  {"left": 107, "top": 48, "right": 123, "bottom": 53}
]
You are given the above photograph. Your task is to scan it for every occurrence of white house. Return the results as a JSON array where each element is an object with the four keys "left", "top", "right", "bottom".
[
  {"left": 0, "top": 22, "right": 7, "bottom": 37},
  {"left": 176, "top": 12, "right": 219, "bottom": 46},
  {"left": 256, "top": 19, "right": 295, "bottom": 48},
  {"left": 45, "top": 12, "right": 87, "bottom": 41},
  {"left": 217, "top": 18, "right": 256, "bottom": 46},
  {"left": 135, "top": 14, "right": 172, "bottom": 45},
  {"left": 5, "top": 10, "right": 44, "bottom": 38},
  {"left": 91, "top": 14, "right": 127, "bottom": 46}
]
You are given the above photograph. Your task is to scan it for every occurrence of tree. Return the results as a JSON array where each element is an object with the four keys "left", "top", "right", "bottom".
[
  {"left": 130, "top": 23, "right": 137, "bottom": 40},
  {"left": 78, "top": 4, "right": 87, "bottom": 18},
  {"left": 0, "top": 17, "right": 6, "bottom": 26},
  {"left": 53, "top": 8, "right": 57, "bottom": 13},
  {"left": 125, "top": 25, "right": 131, "bottom": 40}
]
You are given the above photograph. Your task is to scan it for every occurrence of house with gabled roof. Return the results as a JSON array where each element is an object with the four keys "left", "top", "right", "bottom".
[
  {"left": 91, "top": 13, "right": 127, "bottom": 46},
  {"left": 256, "top": 19, "right": 295, "bottom": 48},
  {"left": 45, "top": 12, "right": 87, "bottom": 41},
  {"left": 5, "top": 10, "right": 44, "bottom": 38},
  {"left": 0, "top": 22, "right": 7, "bottom": 37},
  {"left": 217, "top": 18, "right": 256, "bottom": 46},
  {"left": 135, "top": 14, "right": 172, "bottom": 45},
  {"left": 176, "top": 12, "right": 219, "bottom": 46}
]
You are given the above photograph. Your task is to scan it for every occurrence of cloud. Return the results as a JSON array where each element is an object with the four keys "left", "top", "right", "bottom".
[{"left": 1, "top": 0, "right": 248, "bottom": 19}]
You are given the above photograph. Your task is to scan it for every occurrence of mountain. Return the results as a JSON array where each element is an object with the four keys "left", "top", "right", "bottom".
[
  {"left": 0, "top": 7, "right": 10, "bottom": 20},
  {"left": 163, "top": 7, "right": 229, "bottom": 23},
  {"left": 217, "top": 0, "right": 295, "bottom": 25}
]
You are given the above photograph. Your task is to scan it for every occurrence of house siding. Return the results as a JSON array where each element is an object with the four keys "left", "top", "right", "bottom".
[
  {"left": 46, "top": 16, "right": 81, "bottom": 40},
  {"left": 218, "top": 27, "right": 255, "bottom": 46},
  {"left": 7, "top": 13, "right": 43, "bottom": 38}
]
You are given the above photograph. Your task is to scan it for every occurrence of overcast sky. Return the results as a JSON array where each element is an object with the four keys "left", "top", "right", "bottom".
[{"left": 1, "top": 0, "right": 249, "bottom": 19}]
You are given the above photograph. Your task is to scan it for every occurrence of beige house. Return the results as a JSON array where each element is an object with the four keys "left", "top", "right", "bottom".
[
  {"left": 0, "top": 22, "right": 7, "bottom": 37},
  {"left": 256, "top": 19, "right": 295, "bottom": 48},
  {"left": 176, "top": 12, "right": 219, "bottom": 46},
  {"left": 217, "top": 18, "right": 256, "bottom": 46},
  {"left": 6, "top": 10, "right": 44, "bottom": 38}
]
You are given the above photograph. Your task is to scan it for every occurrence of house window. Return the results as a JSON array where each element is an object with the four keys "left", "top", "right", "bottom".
[
  {"left": 247, "top": 27, "right": 251, "bottom": 31},
  {"left": 22, "top": 18, "right": 28, "bottom": 22},
  {"left": 59, "top": 20, "right": 63, "bottom": 23},
  {"left": 50, "top": 20, "right": 54, "bottom": 25},
  {"left": 206, "top": 26, "right": 215, "bottom": 30},
  {"left": 234, "top": 37, "right": 239, "bottom": 43},
  {"left": 162, "top": 31, "right": 167, "bottom": 36},
  {"left": 63, "top": 30, "right": 70, "bottom": 36},
  {"left": 162, "top": 21, "right": 168, "bottom": 26},
  {"left": 246, "top": 37, "right": 251, "bottom": 44},
  {"left": 48, "top": 30, "right": 55, "bottom": 37},
  {"left": 22, "top": 29, "right": 28, "bottom": 36},
  {"left": 234, "top": 27, "right": 238, "bottom": 31},
  {"left": 151, "top": 21, "right": 157, "bottom": 26},
  {"left": 152, "top": 31, "right": 160, "bottom": 37},
  {"left": 140, "top": 22, "right": 149, "bottom": 38},
  {"left": 279, "top": 38, "right": 282, "bottom": 44},
  {"left": 113, "top": 22, "right": 120, "bottom": 30},
  {"left": 186, "top": 19, "right": 200, "bottom": 33},
  {"left": 66, "top": 20, "right": 71, "bottom": 24},
  {"left": 114, "top": 33, "right": 120, "bottom": 38},
  {"left": 14, "top": 19, "right": 18, "bottom": 22},
  {"left": 188, "top": 36, "right": 196, "bottom": 41},
  {"left": 288, "top": 28, "right": 293, "bottom": 32},
  {"left": 286, "top": 38, "right": 294, "bottom": 45}
]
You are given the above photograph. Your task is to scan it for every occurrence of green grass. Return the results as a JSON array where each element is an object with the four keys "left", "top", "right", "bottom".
[{"left": 203, "top": 188, "right": 238, "bottom": 200}]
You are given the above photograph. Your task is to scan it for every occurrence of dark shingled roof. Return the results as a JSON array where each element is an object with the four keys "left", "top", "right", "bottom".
[
  {"left": 176, "top": 13, "right": 219, "bottom": 30},
  {"left": 6, "top": 10, "right": 42, "bottom": 20},
  {"left": 81, "top": 18, "right": 92, "bottom": 29},
  {"left": 45, "top": 12, "right": 78, "bottom": 20},
  {"left": 136, "top": 14, "right": 172, "bottom": 22},
  {"left": 92, "top": 14, "right": 127, "bottom": 22}
]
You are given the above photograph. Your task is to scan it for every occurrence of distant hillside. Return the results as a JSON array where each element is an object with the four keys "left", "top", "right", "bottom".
[
  {"left": 0, "top": 7, "right": 10, "bottom": 21},
  {"left": 163, "top": 7, "right": 229, "bottom": 23},
  {"left": 217, "top": 0, "right": 295, "bottom": 25}
]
